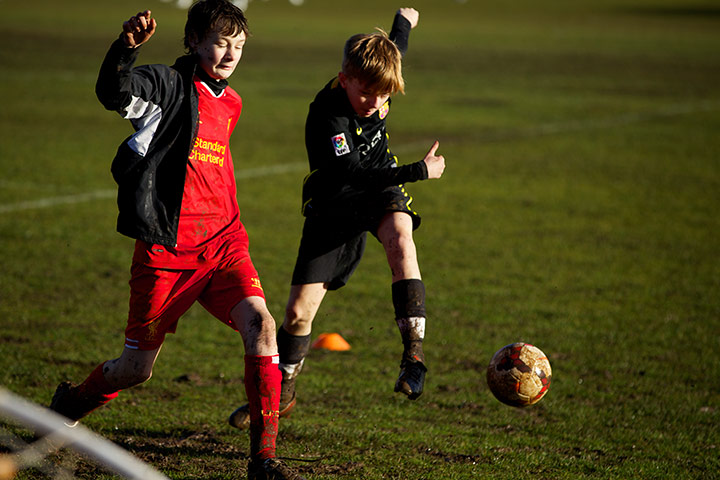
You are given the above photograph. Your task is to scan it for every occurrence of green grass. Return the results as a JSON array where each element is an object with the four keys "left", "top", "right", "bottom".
[{"left": 1, "top": 0, "right": 719, "bottom": 478}]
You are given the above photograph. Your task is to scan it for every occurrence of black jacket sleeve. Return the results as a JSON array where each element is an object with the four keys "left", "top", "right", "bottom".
[
  {"left": 95, "top": 38, "right": 142, "bottom": 112},
  {"left": 96, "top": 38, "right": 180, "bottom": 122},
  {"left": 320, "top": 152, "right": 428, "bottom": 191},
  {"left": 389, "top": 13, "right": 412, "bottom": 56}
]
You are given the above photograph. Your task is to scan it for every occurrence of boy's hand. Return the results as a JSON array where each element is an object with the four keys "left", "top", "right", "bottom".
[
  {"left": 423, "top": 141, "right": 445, "bottom": 179},
  {"left": 122, "top": 10, "right": 157, "bottom": 48},
  {"left": 397, "top": 8, "right": 419, "bottom": 29}
]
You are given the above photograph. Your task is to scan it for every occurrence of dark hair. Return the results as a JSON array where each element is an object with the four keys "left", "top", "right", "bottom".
[{"left": 184, "top": 0, "right": 250, "bottom": 52}]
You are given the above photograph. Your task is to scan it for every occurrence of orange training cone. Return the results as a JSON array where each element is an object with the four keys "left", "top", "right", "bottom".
[{"left": 311, "top": 333, "right": 351, "bottom": 351}]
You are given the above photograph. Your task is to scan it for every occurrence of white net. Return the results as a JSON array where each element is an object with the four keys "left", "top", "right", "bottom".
[{"left": 0, "top": 387, "right": 169, "bottom": 480}]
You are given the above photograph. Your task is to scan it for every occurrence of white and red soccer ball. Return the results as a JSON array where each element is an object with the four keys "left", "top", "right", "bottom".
[{"left": 486, "top": 342, "right": 552, "bottom": 407}]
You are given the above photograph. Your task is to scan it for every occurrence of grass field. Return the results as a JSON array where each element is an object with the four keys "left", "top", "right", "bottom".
[{"left": 1, "top": 0, "right": 719, "bottom": 478}]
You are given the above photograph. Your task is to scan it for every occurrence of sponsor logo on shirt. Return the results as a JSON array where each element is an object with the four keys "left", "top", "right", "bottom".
[
  {"left": 357, "top": 129, "right": 384, "bottom": 156},
  {"left": 332, "top": 133, "right": 350, "bottom": 156},
  {"left": 189, "top": 136, "right": 227, "bottom": 167}
]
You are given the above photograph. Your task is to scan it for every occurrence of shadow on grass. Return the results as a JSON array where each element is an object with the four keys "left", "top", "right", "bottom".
[{"left": 109, "top": 426, "right": 247, "bottom": 459}]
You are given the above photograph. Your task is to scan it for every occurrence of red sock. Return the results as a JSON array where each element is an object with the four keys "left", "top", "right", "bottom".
[
  {"left": 74, "top": 362, "right": 120, "bottom": 417},
  {"left": 244, "top": 355, "right": 281, "bottom": 460}
]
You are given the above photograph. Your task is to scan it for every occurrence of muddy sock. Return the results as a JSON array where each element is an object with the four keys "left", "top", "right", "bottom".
[
  {"left": 77, "top": 363, "right": 118, "bottom": 396},
  {"left": 396, "top": 317, "right": 426, "bottom": 363},
  {"left": 277, "top": 327, "right": 311, "bottom": 365},
  {"left": 244, "top": 354, "right": 281, "bottom": 460},
  {"left": 276, "top": 327, "right": 310, "bottom": 402},
  {"left": 392, "top": 279, "right": 427, "bottom": 364}
]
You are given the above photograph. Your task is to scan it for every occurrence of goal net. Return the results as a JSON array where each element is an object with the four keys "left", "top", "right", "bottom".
[{"left": 0, "top": 387, "right": 169, "bottom": 479}]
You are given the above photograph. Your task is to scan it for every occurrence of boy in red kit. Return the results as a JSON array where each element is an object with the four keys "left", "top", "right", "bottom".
[{"left": 48, "top": 2, "right": 305, "bottom": 479}]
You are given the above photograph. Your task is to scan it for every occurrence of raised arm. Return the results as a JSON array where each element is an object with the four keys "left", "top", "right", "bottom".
[
  {"left": 389, "top": 8, "right": 419, "bottom": 56},
  {"left": 397, "top": 8, "right": 419, "bottom": 28},
  {"left": 122, "top": 10, "right": 157, "bottom": 48},
  {"left": 96, "top": 10, "right": 166, "bottom": 115}
]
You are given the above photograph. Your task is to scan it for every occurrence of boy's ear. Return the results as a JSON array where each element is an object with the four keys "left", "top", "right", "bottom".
[
  {"left": 186, "top": 33, "right": 199, "bottom": 52},
  {"left": 338, "top": 71, "right": 348, "bottom": 88}
]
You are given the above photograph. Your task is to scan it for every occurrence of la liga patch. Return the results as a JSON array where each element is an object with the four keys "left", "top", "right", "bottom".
[{"left": 331, "top": 133, "right": 350, "bottom": 156}]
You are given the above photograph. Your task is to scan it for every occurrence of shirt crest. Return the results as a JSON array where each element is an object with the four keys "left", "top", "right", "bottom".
[{"left": 379, "top": 101, "right": 390, "bottom": 119}]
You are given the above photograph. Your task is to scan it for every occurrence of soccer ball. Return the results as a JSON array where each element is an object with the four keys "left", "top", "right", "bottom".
[{"left": 486, "top": 343, "right": 551, "bottom": 407}]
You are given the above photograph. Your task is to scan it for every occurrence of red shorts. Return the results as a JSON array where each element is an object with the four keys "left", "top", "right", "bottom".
[{"left": 124, "top": 244, "right": 265, "bottom": 351}]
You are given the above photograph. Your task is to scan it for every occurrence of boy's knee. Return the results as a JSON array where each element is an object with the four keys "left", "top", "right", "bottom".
[
  {"left": 397, "top": 232, "right": 417, "bottom": 253},
  {"left": 284, "top": 303, "right": 313, "bottom": 331},
  {"left": 380, "top": 220, "right": 416, "bottom": 253},
  {"left": 233, "top": 304, "right": 278, "bottom": 355}
]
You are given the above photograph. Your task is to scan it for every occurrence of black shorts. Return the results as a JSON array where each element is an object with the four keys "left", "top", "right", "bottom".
[{"left": 291, "top": 186, "right": 421, "bottom": 290}]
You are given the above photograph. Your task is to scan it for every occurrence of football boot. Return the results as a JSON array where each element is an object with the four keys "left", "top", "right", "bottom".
[
  {"left": 247, "top": 458, "right": 306, "bottom": 480},
  {"left": 49, "top": 382, "right": 87, "bottom": 425},
  {"left": 394, "top": 356, "right": 427, "bottom": 400}
]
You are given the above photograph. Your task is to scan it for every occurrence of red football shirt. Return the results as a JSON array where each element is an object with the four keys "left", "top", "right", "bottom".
[{"left": 134, "top": 77, "right": 247, "bottom": 268}]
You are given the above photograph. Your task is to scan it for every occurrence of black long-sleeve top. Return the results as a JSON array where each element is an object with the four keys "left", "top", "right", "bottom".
[{"left": 300, "top": 13, "right": 428, "bottom": 217}]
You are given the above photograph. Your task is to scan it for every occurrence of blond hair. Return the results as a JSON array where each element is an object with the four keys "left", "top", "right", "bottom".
[{"left": 342, "top": 29, "right": 404, "bottom": 95}]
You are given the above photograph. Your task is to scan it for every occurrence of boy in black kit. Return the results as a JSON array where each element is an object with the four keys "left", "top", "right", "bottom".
[{"left": 230, "top": 7, "right": 446, "bottom": 428}]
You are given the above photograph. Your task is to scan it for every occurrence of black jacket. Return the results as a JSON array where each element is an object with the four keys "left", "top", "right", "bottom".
[
  {"left": 301, "top": 14, "right": 427, "bottom": 217},
  {"left": 96, "top": 39, "right": 212, "bottom": 246}
]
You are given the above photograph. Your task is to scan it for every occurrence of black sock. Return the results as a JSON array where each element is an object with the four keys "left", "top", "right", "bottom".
[
  {"left": 277, "top": 327, "right": 311, "bottom": 365},
  {"left": 392, "top": 279, "right": 427, "bottom": 363}
]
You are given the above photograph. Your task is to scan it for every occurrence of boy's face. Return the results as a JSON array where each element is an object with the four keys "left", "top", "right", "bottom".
[
  {"left": 191, "top": 30, "right": 247, "bottom": 81},
  {"left": 338, "top": 72, "right": 391, "bottom": 118}
]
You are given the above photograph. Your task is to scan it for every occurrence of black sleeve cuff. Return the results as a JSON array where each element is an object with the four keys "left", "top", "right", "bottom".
[
  {"left": 111, "top": 36, "right": 141, "bottom": 64},
  {"left": 417, "top": 158, "right": 429, "bottom": 180}
]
